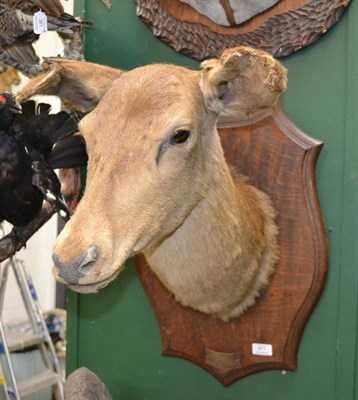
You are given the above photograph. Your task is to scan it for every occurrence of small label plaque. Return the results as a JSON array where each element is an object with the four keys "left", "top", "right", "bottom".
[
  {"left": 252, "top": 343, "right": 273, "bottom": 356},
  {"left": 33, "top": 11, "right": 48, "bottom": 34}
]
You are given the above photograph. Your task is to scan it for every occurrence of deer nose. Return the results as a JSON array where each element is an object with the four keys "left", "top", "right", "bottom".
[{"left": 52, "top": 246, "right": 99, "bottom": 285}]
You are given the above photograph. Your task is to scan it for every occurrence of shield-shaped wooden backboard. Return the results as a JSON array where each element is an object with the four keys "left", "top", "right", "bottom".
[{"left": 135, "top": 104, "right": 328, "bottom": 386}]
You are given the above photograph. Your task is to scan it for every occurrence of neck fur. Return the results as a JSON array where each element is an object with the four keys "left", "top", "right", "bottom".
[{"left": 144, "top": 138, "right": 278, "bottom": 320}]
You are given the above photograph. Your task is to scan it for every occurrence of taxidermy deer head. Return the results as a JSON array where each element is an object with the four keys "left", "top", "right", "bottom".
[{"left": 20, "top": 47, "right": 287, "bottom": 320}]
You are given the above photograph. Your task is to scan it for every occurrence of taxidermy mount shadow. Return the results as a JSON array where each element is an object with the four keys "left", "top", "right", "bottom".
[{"left": 18, "top": 47, "right": 328, "bottom": 385}]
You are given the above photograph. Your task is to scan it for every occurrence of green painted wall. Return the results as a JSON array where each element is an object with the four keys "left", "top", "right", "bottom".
[{"left": 67, "top": 1, "right": 358, "bottom": 399}]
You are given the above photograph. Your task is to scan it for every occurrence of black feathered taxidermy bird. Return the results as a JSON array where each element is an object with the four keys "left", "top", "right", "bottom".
[
  {"left": 0, "top": 92, "right": 87, "bottom": 246},
  {"left": 0, "top": 0, "right": 91, "bottom": 75}
]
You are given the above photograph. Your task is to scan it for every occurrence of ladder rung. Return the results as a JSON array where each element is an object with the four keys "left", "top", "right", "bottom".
[
  {"left": 6, "top": 331, "right": 43, "bottom": 352},
  {"left": 17, "top": 369, "right": 61, "bottom": 397}
]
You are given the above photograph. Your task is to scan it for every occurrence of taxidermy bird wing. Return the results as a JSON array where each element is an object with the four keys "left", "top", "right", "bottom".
[
  {"left": 30, "top": 0, "right": 65, "bottom": 17},
  {"left": 47, "top": 135, "right": 88, "bottom": 169},
  {"left": 14, "top": 100, "right": 78, "bottom": 157},
  {"left": 14, "top": 99, "right": 87, "bottom": 168},
  {"left": 0, "top": 0, "right": 64, "bottom": 17},
  {"left": 3, "top": 44, "right": 39, "bottom": 66},
  {"left": 0, "top": 1, "right": 91, "bottom": 76},
  {"left": 0, "top": 8, "right": 89, "bottom": 48},
  {"left": 0, "top": 9, "right": 38, "bottom": 48},
  {"left": 30, "top": 158, "right": 70, "bottom": 221},
  {"left": 16, "top": 0, "right": 91, "bottom": 31},
  {"left": 0, "top": 135, "right": 43, "bottom": 228}
]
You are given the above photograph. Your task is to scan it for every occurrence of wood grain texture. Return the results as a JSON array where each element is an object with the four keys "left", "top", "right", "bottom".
[
  {"left": 135, "top": 0, "right": 351, "bottom": 59},
  {"left": 136, "top": 104, "right": 328, "bottom": 386}
]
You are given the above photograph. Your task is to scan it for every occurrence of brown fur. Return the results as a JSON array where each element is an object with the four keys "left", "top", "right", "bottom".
[
  {"left": 24, "top": 47, "right": 287, "bottom": 320},
  {"left": 0, "top": 64, "right": 20, "bottom": 92}
]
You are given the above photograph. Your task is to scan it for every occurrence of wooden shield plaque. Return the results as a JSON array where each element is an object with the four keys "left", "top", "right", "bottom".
[
  {"left": 136, "top": 104, "right": 328, "bottom": 386},
  {"left": 135, "top": 0, "right": 351, "bottom": 60}
]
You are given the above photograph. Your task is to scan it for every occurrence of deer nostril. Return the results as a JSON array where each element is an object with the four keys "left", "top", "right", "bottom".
[
  {"left": 53, "top": 246, "right": 100, "bottom": 285},
  {"left": 79, "top": 246, "right": 99, "bottom": 270}
]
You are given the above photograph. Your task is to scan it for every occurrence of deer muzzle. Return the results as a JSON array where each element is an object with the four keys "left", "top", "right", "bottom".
[{"left": 52, "top": 246, "right": 119, "bottom": 293}]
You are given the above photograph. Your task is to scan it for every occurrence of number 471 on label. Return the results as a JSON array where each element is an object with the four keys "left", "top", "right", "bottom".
[{"left": 252, "top": 343, "right": 273, "bottom": 356}]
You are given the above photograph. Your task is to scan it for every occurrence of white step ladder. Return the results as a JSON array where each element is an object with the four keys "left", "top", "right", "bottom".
[{"left": 0, "top": 257, "right": 64, "bottom": 399}]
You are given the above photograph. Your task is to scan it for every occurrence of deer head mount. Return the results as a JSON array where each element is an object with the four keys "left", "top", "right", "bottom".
[{"left": 20, "top": 47, "right": 287, "bottom": 320}]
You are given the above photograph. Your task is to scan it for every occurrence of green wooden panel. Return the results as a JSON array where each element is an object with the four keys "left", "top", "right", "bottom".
[
  {"left": 67, "top": 1, "right": 358, "bottom": 399},
  {"left": 337, "top": 4, "right": 358, "bottom": 398}
]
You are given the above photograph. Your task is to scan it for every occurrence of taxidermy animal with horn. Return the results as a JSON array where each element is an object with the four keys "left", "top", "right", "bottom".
[{"left": 20, "top": 46, "right": 287, "bottom": 320}]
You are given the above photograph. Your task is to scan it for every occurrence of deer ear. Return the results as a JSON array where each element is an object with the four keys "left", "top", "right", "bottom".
[
  {"left": 17, "top": 58, "right": 124, "bottom": 112},
  {"left": 200, "top": 47, "right": 287, "bottom": 122}
]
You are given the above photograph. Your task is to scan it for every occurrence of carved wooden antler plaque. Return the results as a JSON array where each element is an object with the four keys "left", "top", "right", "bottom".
[
  {"left": 135, "top": 0, "right": 351, "bottom": 60},
  {"left": 136, "top": 104, "right": 328, "bottom": 386}
]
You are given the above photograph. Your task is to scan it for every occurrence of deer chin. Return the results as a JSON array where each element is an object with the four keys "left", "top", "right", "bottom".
[
  {"left": 56, "top": 268, "right": 121, "bottom": 294},
  {"left": 68, "top": 272, "right": 119, "bottom": 294}
]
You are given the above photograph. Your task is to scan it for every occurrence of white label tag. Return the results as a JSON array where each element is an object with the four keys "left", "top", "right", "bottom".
[
  {"left": 252, "top": 343, "right": 273, "bottom": 356},
  {"left": 33, "top": 11, "right": 48, "bottom": 34}
]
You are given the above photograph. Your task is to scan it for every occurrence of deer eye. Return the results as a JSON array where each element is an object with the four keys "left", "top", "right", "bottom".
[
  {"left": 156, "top": 129, "right": 193, "bottom": 165},
  {"left": 170, "top": 130, "right": 191, "bottom": 145}
]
